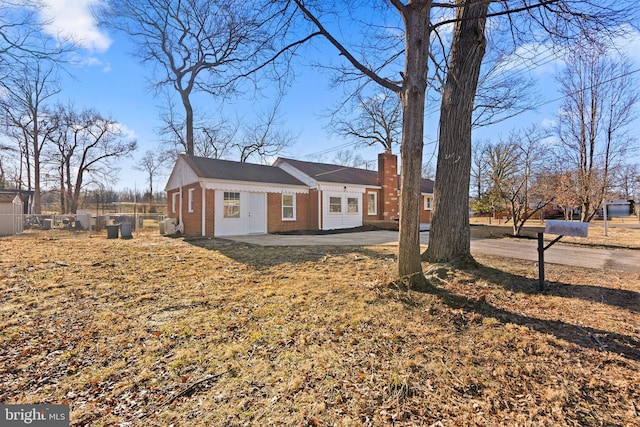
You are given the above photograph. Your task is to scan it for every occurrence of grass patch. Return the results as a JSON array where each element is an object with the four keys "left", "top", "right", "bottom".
[{"left": 1, "top": 230, "right": 639, "bottom": 425}]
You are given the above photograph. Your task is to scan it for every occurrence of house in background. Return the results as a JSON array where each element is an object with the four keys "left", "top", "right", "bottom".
[{"left": 165, "top": 151, "right": 434, "bottom": 237}]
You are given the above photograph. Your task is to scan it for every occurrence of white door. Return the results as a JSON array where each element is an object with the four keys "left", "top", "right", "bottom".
[
  {"left": 215, "top": 191, "right": 266, "bottom": 236},
  {"left": 322, "top": 192, "right": 363, "bottom": 230},
  {"left": 247, "top": 193, "right": 266, "bottom": 234}
]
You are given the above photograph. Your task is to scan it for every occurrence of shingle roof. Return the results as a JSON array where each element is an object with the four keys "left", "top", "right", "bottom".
[
  {"left": 180, "top": 155, "right": 306, "bottom": 186},
  {"left": 421, "top": 178, "right": 434, "bottom": 194},
  {"left": 0, "top": 193, "right": 17, "bottom": 203},
  {"left": 277, "top": 158, "right": 380, "bottom": 186}
]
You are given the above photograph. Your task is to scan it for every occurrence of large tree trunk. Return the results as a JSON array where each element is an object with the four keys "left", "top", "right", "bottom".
[
  {"left": 181, "top": 92, "right": 194, "bottom": 155},
  {"left": 396, "top": 1, "right": 431, "bottom": 290},
  {"left": 423, "top": 0, "right": 488, "bottom": 264}
]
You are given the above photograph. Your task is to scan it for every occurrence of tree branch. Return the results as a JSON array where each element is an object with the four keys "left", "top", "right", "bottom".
[{"left": 291, "top": 0, "right": 401, "bottom": 93}]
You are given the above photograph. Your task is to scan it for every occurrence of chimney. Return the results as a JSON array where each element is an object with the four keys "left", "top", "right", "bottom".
[{"left": 378, "top": 151, "right": 399, "bottom": 220}]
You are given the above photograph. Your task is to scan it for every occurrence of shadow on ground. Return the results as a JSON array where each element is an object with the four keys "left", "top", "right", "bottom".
[
  {"left": 427, "top": 263, "right": 640, "bottom": 363},
  {"left": 472, "top": 263, "right": 640, "bottom": 312}
]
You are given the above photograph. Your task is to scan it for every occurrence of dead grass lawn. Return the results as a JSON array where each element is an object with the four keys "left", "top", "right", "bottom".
[{"left": 1, "top": 230, "right": 639, "bottom": 426}]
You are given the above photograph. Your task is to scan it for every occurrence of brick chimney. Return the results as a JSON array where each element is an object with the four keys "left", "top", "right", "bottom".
[{"left": 378, "top": 150, "right": 399, "bottom": 220}]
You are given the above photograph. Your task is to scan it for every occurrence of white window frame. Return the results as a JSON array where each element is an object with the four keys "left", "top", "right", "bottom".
[
  {"left": 188, "top": 188, "right": 195, "bottom": 212},
  {"left": 367, "top": 192, "right": 377, "bottom": 215},
  {"left": 223, "top": 192, "right": 241, "bottom": 219},
  {"left": 346, "top": 197, "right": 359, "bottom": 214},
  {"left": 328, "top": 196, "right": 342, "bottom": 214},
  {"left": 424, "top": 195, "right": 433, "bottom": 210},
  {"left": 282, "top": 193, "right": 296, "bottom": 220},
  {"left": 172, "top": 192, "right": 179, "bottom": 214}
]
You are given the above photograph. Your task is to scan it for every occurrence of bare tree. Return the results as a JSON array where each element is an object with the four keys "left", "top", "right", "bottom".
[
  {"left": 425, "top": 0, "right": 635, "bottom": 263},
  {"left": 485, "top": 126, "right": 553, "bottom": 236},
  {"left": 611, "top": 164, "right": 640, "bottom": 201},
  {"left": 332, "top": 88, "right": 402, "bottom": 153},
  {"left": 0, "top": 60, "right": 61, "bottom": 213},
  {"left": 423, "top": 0, "right": 489, "bottom": 264},
  {"left": 236, "top": 100, "right": 295, "bottom": 163},
  {"left": 556, "top": 38, "right": 638, "bottom": 222},
  {"left": 0, "top": 2, "right": 71, "bottom": 77},
  {"left": 332, "top": 149, "right": 368, "bottom": 168},
  {"left": 291, "top": 0, "right": 436, "bottom": 288},
  {"left": 290, "top": 0, "right": 634, "bottom": 286},
  {"left": 470, "top": 140, "right": 490, "bottom": 202},
  {"left": 135, "top": 150, "right": 168, "bottom": 210},
  {"left": 0, "top": 143, "right": 17, "bottom": 188},
  {"left": 47, "top": 105, "right": 137, "bottom": 213},
  {"left": 551, "top": 170, "right": 580, "bottom": 220},
  {"left": 197, "top": 124, "right": 235, "bottom": 161},
  {"left": 100, "top": 0, "right": 313, "bottom": 156},
  {"left": 156, "top": 93, "right": 236, "bottom": 160}
]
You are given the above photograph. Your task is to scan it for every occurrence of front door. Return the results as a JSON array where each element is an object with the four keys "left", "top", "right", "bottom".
[{"left": 247, "top": 193, "right": 266, "bottom": 234}]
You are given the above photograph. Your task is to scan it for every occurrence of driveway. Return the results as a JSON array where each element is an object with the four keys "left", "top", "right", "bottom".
[{"left": 222, "top": 230, "right": 640, "bottom": 274}]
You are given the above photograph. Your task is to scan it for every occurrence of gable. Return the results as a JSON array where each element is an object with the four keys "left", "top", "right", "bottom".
[{"left": 165, "top": 157, "right": 200, "bottom": 191}]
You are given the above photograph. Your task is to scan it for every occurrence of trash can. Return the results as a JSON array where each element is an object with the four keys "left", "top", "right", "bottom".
[
  {"left": 106, "top": 224, "right": 119, "bottom": 239},
  {"left": 43, "top": 218, "right": 53, "bottom": 230},
  {"left": 120, "top": 222, "right": 133, "bottom": 239}
]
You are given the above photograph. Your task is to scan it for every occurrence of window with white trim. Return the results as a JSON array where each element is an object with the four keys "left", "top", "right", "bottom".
[
  {"left": 347, "top": 197, "right": 359, "bottom": 214},
  {"left": 282, "top": 193, "right": 295, "bottom": 220},
  {"left": 329, "top": 196, "right": 342, "bottom": 213},
  {"left": 188, "top": 188, "right": 195, "bottom": 212},
  {"left": 172, "top": 192, "right": 179, "bottom": 213},
  {"left": 424, "top": 196, "right": 433, "bottom": 210},
  {"left": 367, "top": 192, "right": 377, "bottom": 215},
  {"left": 224, "top": 192, "right": 240, "bottom": 218}
]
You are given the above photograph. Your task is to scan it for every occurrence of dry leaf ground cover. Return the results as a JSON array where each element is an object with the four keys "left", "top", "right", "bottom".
[{"left": 1, "top": 229, "right": 639, "bottom": 426}]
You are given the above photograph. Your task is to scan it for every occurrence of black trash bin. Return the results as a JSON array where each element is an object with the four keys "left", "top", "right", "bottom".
[
  {"left": 120, "top": 222, "right": 133, "bottom": 239},
  {"left": 106, "top": 224, "right": 119, "bottom": 239}
]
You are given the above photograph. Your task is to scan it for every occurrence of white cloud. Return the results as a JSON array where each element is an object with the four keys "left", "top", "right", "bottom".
[
  {"left": 609, "top": 24, "right": 640, "bottom": 64},
  {"left": 39, "top": 0, "right": 112, "bottom": 52},
  {"left": 541, "top": 118, "right": 557, "bottom": 128},
  {"left": 113, "top": 122, "right": 138, "bottom": 140}
]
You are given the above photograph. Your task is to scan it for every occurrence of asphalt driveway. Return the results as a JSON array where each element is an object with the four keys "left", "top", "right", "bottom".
[{"left": 222, "top": 230, "right": 640, "bottom": 274}]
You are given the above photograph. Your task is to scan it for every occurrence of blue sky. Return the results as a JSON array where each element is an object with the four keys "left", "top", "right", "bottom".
[{"left": 35, "top": 1, "right": 640, "bottom": 192}]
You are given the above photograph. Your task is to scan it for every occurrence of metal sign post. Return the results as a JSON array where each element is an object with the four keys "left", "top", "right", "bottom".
[{"left": 538, "top": 220, "right": 589, "bottom": 292}]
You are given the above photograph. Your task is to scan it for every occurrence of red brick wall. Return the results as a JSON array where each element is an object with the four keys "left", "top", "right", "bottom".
[
  {"left": 180, "top": 183, "right": 202, "bottom": 236},
  {"left": 420, "top": 195, "right": 432, "bottom": 223},
  {"left": 267, "top": 192, "right": 313, "bottom": 233},
  {"left": 166, "top": 184, "right": 211, "bottom": 237},
  {"left": 378, "top": 151, "right": 399, "bottom": 220},
  {"left": 205, "top": 189, "right": 215, "bottom": 236},
  {"left": 308, "top": 189, "right": 319, "bottom": 231},
  {"left": 420, "top": 208, "right": 432, "bottom": 223},
  {"left": 167, "top": 189, "right": 179, "bottom": 220}
]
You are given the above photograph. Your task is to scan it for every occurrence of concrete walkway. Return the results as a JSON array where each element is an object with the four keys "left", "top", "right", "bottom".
[{"left": 222, "top": 230, "right": 640, "bottom": 274}]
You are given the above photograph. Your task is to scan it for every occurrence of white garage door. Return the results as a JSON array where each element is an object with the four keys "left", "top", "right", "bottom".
[
  {"left": 322, "top": 192, "right": 362, "bottom": 230},
  {"left": 215, "top": 192, "right": 266, "bottom": 236}
]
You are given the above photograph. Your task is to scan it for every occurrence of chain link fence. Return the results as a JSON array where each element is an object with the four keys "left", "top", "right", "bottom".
[{"left": 0, "top": 213, "right": 165, "bottom": 238}]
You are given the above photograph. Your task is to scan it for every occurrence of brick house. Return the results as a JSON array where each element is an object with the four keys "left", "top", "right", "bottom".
[{"left": 165, "top": 151, "right": 434, "bottom": 237}]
